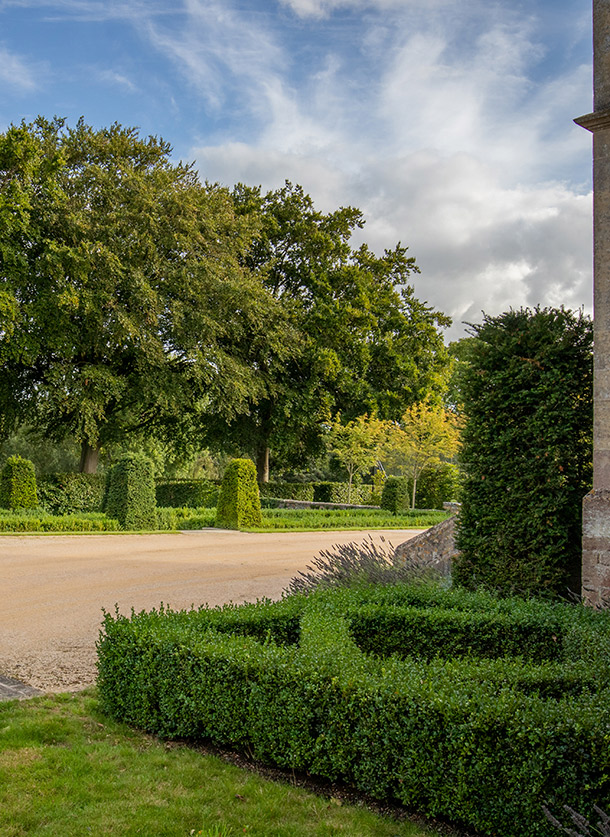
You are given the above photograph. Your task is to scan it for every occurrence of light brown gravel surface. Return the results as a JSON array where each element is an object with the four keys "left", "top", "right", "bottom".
[{"left": 0, "top": 528, "right": 424, "bottom": 693}]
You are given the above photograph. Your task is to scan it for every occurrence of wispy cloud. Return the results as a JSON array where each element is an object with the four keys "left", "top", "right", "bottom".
[
  {"left": 0, "top": 44, "right": 38, "bottom": 90},
  {"left": 97, "top": 68, "right": 138, "bottom": 93}
]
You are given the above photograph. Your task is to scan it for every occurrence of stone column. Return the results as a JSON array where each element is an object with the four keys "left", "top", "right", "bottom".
[{"left": 575, "top": 0, "right": 610, "bottom": 605}]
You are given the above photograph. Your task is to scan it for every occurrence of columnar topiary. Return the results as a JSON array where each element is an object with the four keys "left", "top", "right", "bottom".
[
  {"left": 380, "top": 476, "right": 409, "bottom": 513},
  {"left": 0, "top": 455, "right": 38, "bottom": 510},
  {"left": 216, "top": 458, "right": 262, "bottom": 529},
  {"left": 104, "top": 453, "right": 157, "bottom": 530},
  {"left": 454, "top": 307, "right": 593, "bottom": 596}
]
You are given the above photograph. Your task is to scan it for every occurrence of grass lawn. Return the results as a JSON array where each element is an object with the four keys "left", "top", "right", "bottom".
[
  {"left": 0, "top": 690, "right": 449, "bottom": 837},
  {"left": 246, "top": 508, "right": 449, "bottom": 532},
  {"left": 0, "top": 507, "right": 449, "bottom": 534}
]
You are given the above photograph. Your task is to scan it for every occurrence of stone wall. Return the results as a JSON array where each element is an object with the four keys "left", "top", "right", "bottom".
[{"left": 394, "top": 515, "right": 458, "bottom": 578}]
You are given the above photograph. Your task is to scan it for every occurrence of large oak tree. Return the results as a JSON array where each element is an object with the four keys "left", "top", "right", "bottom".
[
  {"left": 203, "top": 182, "right": 451, "bottom": 481},
  {"left": 0, "top": 117, "right": 287, "bottom": 471}
]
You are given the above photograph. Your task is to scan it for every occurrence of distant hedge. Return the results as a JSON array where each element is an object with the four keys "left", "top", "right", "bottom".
[
  {"left": 38, "top": 473, "right": 105, "bottom": 514},
  {"left": 313, "top": 482, "right": 374, "bottom": 505},
  {"left": 258, "top": 482, "right": 315, "bottom": 502},
  {"left": 98, "top": 582, "right": 610, "bottom": 837},
  {"left": 0, "top": 456, "right": 38, "bottom": 510},
  {"left": 155, "top": 479, "right": 219, "bottom": 509},
  {"left": 455, "top": 307, "right": 593, "bottom": 596}
]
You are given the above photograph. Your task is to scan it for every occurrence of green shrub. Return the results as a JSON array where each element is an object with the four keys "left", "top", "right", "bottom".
[
  {"left": 258, "top": 482, "right": 315, "bottom": 502},
  {"left": 97, "top": 584, "right": 610, "bottom": 837},
  {"left": 105, "top": 453, "right": 157, "bottom": 530},
  {"left": 0, "top": 455, "right": 38, "bottom": 510},
  {"left": 38, "top": 473, "right": 105, "bottom": 514},
  {"left": 380, "top": 476, "right": 409, "bottom": 512},
  {"left": 155, "top": 479, "right": 219, "bottom": 508},
  {"left": 455, "top": 307, "right": 593, "bottom": 596},
  {"left": 215, "top": 459, "right": 262, "bottom": 530}
]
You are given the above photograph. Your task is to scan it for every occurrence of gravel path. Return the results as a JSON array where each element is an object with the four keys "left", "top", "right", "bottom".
[{"left": 0, "top": 528, "right": 423, "bottom": 693}]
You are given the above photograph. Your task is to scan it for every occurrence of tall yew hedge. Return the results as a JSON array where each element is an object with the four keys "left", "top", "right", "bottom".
[{"left": 454, "top": 307, "right": 593, "bottom": 596}]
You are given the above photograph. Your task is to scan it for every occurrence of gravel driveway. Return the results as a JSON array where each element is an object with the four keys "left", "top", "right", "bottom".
[{"left": 0, "top": 528, "right": 424, "bottom": 693}]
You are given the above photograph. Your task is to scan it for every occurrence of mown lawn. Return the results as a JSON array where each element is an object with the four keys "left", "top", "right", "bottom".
[{"left": 0, "top": 690, "right": 452, "bottom": 837}]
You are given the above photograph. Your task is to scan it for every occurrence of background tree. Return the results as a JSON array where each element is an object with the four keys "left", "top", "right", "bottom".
[
  {"left": 384, "top": 400, "right": 461, "bottom": 508},
  {"left": 454, "top": 307, "right": 593, "bottom": 597},
  {"left": 203, "top": 181, "right": 451, "bottom": 481},
  {"left": 325, "top": 414, "right": 389, "bottom": 503},
  {"left": 0, "top": 118, "right": 287, "bottom": 471}
]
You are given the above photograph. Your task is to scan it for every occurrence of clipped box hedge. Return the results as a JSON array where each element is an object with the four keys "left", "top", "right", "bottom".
[
  {"left": 215, "top": 459, "right": 262, "bottom": 530},
  {"left": 98, "top": 583, "right": 610, "bottom": 837},
  {"left": 104, "top": 453, "right": 157, "bottom": 530},
  {"left": 0, "top": 455, "right": 38, "bottom": 510}
]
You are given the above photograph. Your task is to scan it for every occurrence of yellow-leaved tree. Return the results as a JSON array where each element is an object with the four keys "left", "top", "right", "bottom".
[
  {"left": 326, "top": 414, "right": 390, "bottom": 504},
  {"left": 386, "top": 401, "right": 461, "bottom": 509}
]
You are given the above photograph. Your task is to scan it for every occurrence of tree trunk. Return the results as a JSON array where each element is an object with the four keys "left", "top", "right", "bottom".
[
  {"left": 256, "top": 445, "right": 270, "bottom": 483},
  {"left": 79, "top": 441, "right": 100, "bottom": 474},
  {"left": 412, "top": 474, "right": 417, "bottom": 509}
]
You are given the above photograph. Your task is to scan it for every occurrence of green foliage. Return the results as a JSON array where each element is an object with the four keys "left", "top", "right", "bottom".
[
  {"left": 258, "top": 482, "right": 315, "bottom": 501},
  {"left": 455, "top": 307, "right": 593, "bottom": 596},
  {"left": 105, "top": 453, "right": 157, "bottom": 530},
  {"left": 380, "top": 476, "right": 410, "bottom": 513},
  {"left": 403, "top": 462, "right": 461, "bottom": 509},
  {"left": 98, "top": 583, "right": 610, "bottom": 837},
  {"left": 370, "top": 469, "right": 386, "bottom": 505},
  {"left": 38, "top": 473, "right": 105, "bottom": 514},
  {"left": 0, "top": 117, "right": 284, "bottom": 470},
  {"left": 0, "top": 455, "right": 38, "bottom": 509},
  {"left": 0, "top": 509, "right": 118, "bottom": 531},
  {"left": 215, "top": 459, "right": 262, "bottom": 530},
  {"left": 204, "top": 182, "right": 450, "bottom": 476},
  {"left": 155, "top": 479, "right": 219, "bottom": 508}
]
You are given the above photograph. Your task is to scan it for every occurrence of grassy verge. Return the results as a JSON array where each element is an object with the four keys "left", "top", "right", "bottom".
[
  {"left": 0, "top": 690, "right": 444, "bottom": 837},
  {"left": 0, "top": 507, "right": 448, "bottom": 534},
  {"left": 243, "top": 508, "right": 449, "bottom": 532}
]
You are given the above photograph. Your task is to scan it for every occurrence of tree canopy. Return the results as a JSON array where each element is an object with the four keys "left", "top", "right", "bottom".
[
  {"left": 203, "top": 181, "right": 451, "bottom": 480},
  {"left": 0, "top": 117, "right": 287, "bottom": 471}
]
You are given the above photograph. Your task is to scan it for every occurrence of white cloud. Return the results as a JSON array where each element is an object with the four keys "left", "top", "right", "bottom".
[
  {"left": 0, "top": 44, "right": 38, "bottom": 90},
  {"left": 143, "top": 0, "right": 285, "bottom": 112},
  {"left": 278, "top": 0, "right": 455, "bottom": 18},
  {"left": 98, "top": 69, "right": 138, "bottom": 92}
]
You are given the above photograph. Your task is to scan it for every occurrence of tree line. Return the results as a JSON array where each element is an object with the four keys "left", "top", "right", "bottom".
[{"left": 0, "top": 117, "right": 451, "bottom": 479}]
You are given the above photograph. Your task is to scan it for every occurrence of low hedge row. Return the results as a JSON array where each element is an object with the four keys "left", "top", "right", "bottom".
[
  {"left": 0, "top": 510, "right": 119, "bottom": 531},
  {"left": 97, "top": 583, "right": 610, "bottom": 837}
]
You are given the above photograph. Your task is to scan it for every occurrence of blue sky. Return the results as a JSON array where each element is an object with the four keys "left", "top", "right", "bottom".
[{"left": 0, "top": 0, "right": 595, "bottom": 339}]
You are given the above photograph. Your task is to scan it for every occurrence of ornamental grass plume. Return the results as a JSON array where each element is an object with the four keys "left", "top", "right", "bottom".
[
  {"left": 284, "top": 534, "right": 440, "bottom": 595},
  {"left": 543, "top": 804, "right": 610, "bottom": 836}
]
